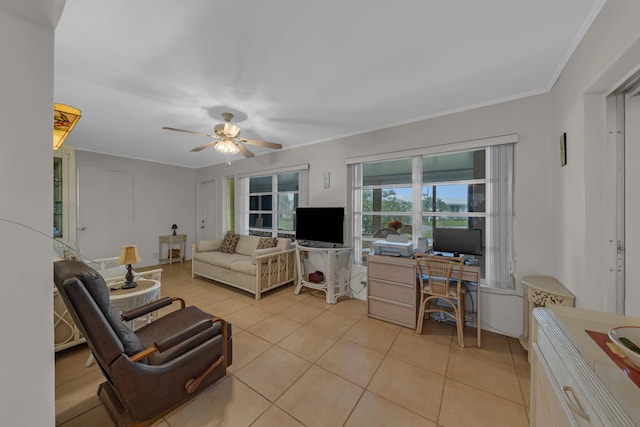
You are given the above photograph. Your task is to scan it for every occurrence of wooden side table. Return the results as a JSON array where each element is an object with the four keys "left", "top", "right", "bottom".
[
  {"left": 158, "top": 234, "right": 186, "bottom": 264},
  {"left": 520, "top": 275, "right": 575, "bottom": 355}
]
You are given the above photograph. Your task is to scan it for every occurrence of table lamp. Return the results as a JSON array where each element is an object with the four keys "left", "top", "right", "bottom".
[{"left": 117, "top": 245, "right": 142, "bottom": 289}]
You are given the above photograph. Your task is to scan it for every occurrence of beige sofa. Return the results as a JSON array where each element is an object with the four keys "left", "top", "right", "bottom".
[{"left": 192, "top": 235, "right": 296, "bottom": 300}]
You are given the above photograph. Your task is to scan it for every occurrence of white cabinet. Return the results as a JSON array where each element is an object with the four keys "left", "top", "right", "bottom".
[
  {"left": 520, "top": 275, "right": 574, "bottom": 356},
  {"left": 531, "top": 306, "right": 638, "bottom": 426},
  {"left": 366, "top": 255, "right": 419, "bottom": 329}
]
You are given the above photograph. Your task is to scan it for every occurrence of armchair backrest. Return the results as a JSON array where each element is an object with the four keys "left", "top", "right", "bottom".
[
  {"left": 415, "top": 254, "right": 465, "bottom": 297},
  {"left": 53, "top": 260, "right": 144, "bottom": 368}
]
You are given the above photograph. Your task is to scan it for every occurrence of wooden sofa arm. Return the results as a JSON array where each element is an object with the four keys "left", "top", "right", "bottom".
[{"left": 253, "top": 247, "right": 296, "bottom": 262}]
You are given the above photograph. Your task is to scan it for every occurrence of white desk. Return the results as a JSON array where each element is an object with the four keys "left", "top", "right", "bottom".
[{"left": 294, "top": 244, "right": 353, "bottom": 304}]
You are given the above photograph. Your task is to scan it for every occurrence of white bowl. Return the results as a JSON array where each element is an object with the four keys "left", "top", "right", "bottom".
[{"left": 608, "top": 326, "right": 640, "bottom": 368}]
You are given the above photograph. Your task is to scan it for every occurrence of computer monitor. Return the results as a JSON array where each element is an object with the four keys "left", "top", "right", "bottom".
[{"left": 433, "top": 228, "right": 483, "bottom": 257}]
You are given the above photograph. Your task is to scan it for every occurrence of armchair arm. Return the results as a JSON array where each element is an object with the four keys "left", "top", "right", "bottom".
[
  {"left": 129, "top": 317, "right": 226, "bottom": 365},
  {"left": 120, "top": 297, "right": 186, "bottom": 322},
  {"left": 155, "top": 318, "right": 213, "bottom": 352}
]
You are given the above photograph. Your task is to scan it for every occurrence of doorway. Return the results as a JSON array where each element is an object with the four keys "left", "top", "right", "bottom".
[
  {"left": 77, "top": 166, "right": 135, "bottom": 260},
  {"left": 610, "top": 73, "right": 640, "bottom": 317},
  {"left": 197, "top": 180, "right": 217, "bottom": 241},
  {"left": 624, "top": 92, "right": 640, "bottom": 316}
]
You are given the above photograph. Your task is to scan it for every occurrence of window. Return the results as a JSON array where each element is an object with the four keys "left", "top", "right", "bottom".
[
  {"left": 352, "top": 144, "right": 513, "bottom": 290},
  {"left": 235, "top": 166, "right": 309, "bottom": 239},
  {"left": 361, "top": 158, "right": 413, "bottom": 238},
  {"left": 248, "top": 172, "right": 300, "bottom": 238}
]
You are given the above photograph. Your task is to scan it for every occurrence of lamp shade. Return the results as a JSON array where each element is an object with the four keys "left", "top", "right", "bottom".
[
  {"left": 117, "top": 245, "right": 142, "bottom": 266},
  {"left": 53, "top": 103, "right": 81, "bottom": 150}
]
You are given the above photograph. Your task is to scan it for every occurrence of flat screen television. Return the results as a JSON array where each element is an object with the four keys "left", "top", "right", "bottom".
[
  {"left": 433, "top": 227, "right": 483, "bottom": 256},
  {"left": 295, "top": 207, "right": 344, "bottom": 246}
]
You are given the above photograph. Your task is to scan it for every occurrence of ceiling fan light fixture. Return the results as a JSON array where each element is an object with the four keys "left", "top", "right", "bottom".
[
  {"left": 215, "top": 139, "right": 240, "bottom": 154},
  {"left": 223, "top": 122, "right": 240, "bottom": 138}
]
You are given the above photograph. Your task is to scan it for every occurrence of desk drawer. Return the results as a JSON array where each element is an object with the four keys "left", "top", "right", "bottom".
[
  {"left": 368, "top": 278, "right": 416, "bottom": 304},
  {"left": 368, "top": 261, "right": 415, "bottom": 283},
  {"left": 368, "top": 296, "right": 416, "bottom": 328}
]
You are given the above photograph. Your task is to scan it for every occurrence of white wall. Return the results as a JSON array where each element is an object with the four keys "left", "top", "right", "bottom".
[
  {"left": 196, "top": 94, "right": 553, "bottom": 337},
  {"left": 75, "top": 151, "right": 197, "bottom": 265},
  {"left": 549, "top": 1, "right": 640, "bottom": 312},
  {"left": 0, "top": 2, "right": 64, "bottom": 425}
]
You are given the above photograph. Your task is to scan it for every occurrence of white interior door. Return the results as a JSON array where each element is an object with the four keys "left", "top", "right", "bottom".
[
  {"left": 77, "top": 166, "right": 135, "bottom": 261},
  {"left": 198, "top": 180, "right": 217, "bottom": 241},
  {"left": 624, "top": 94, "right": 640, "bottom": 316}
]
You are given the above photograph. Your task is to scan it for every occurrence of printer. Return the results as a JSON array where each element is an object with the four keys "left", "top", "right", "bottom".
[{"left": 372, "top": 235, "right": 414, "bottom": 257}]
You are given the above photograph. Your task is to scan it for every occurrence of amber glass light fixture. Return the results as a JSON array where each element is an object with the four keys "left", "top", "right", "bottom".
[
  {"left": 53, "top": 104, "right": 81, "bottom": 150},
  {"left": 117, "top": 245, "right": 142, "bottom": 289}
]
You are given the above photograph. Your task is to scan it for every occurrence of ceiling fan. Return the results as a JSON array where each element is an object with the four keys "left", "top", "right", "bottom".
[{"left": 162, "top": 112, "right": 282, "bottom": 165}]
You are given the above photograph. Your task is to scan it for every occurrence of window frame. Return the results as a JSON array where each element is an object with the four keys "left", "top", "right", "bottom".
[
  {"left": 234, "top": 165, "right": 309, "bottom": 239},
  {"left": 351, "top": 145, "right": 513, "bottom": 290}
]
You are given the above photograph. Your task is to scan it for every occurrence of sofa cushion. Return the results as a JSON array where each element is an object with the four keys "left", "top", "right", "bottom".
[
  {"left": 194, "top": 251, "right": 246, "bottom": 269},
  {"left": 220, "top": 233, "right": 240, "bottom": 254},
  {"left": 257, "top": 237, "right": 277, "bottom": 249},
  {"left": 196, "top": 239, "right": 222, "bottom": 252},
  {"left": 230, "top": 258, "right": 257, "bottom": 276},
  {"left": 235, "top": 235, "right": 261, "bottom": 256}
]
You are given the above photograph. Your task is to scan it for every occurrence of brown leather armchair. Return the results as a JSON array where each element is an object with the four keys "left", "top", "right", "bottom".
[{"left": 54, "top": 260, "right": 233, "bottom": 426}]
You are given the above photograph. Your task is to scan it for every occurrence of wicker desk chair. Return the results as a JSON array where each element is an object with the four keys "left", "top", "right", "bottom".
[{"left": 415, "top": 254, "right": 466, "bottom": 347}]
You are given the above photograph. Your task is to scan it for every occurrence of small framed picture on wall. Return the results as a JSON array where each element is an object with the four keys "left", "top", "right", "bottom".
[{"left": 560, "top": 132, "right": 567, "bottom": 166}]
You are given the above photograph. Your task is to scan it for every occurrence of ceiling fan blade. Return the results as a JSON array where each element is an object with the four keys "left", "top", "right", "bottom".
[
  {"left": 190, "top": 140, "right": 218, "bottom": 152},
  {"left": 162, "top": 127, "right": 216, "bottom": 138},
  {"left": 238, "top": 138, "right": 282, "bottom": 149},
  {"left": 236, "top": 143, "right": 255, "bottom": 158}
]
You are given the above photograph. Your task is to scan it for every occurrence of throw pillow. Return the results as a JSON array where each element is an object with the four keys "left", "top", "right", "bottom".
[
  {"left": 220, "top": 233, "right": 240, "bottom": 254},
  {"left": 257, "top": 237, "right": 278, "bottom": 249}
]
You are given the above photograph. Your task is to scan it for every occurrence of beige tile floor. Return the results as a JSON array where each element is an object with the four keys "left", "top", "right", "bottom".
[{"left": 55, "top": 262, "right": 530, "bottom": 427}]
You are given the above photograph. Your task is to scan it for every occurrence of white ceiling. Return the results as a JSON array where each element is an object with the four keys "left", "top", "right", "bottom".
[{"left": 54, "top": 0, "right": 605, "bottom": 168}]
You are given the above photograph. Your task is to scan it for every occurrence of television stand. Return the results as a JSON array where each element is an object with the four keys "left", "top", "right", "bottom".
[
  {"left": 294, "top": 244, "right": 352, "bottom": 304},
  {"left": 297, "top": 240, "right": 346, "bottom": 249}
]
